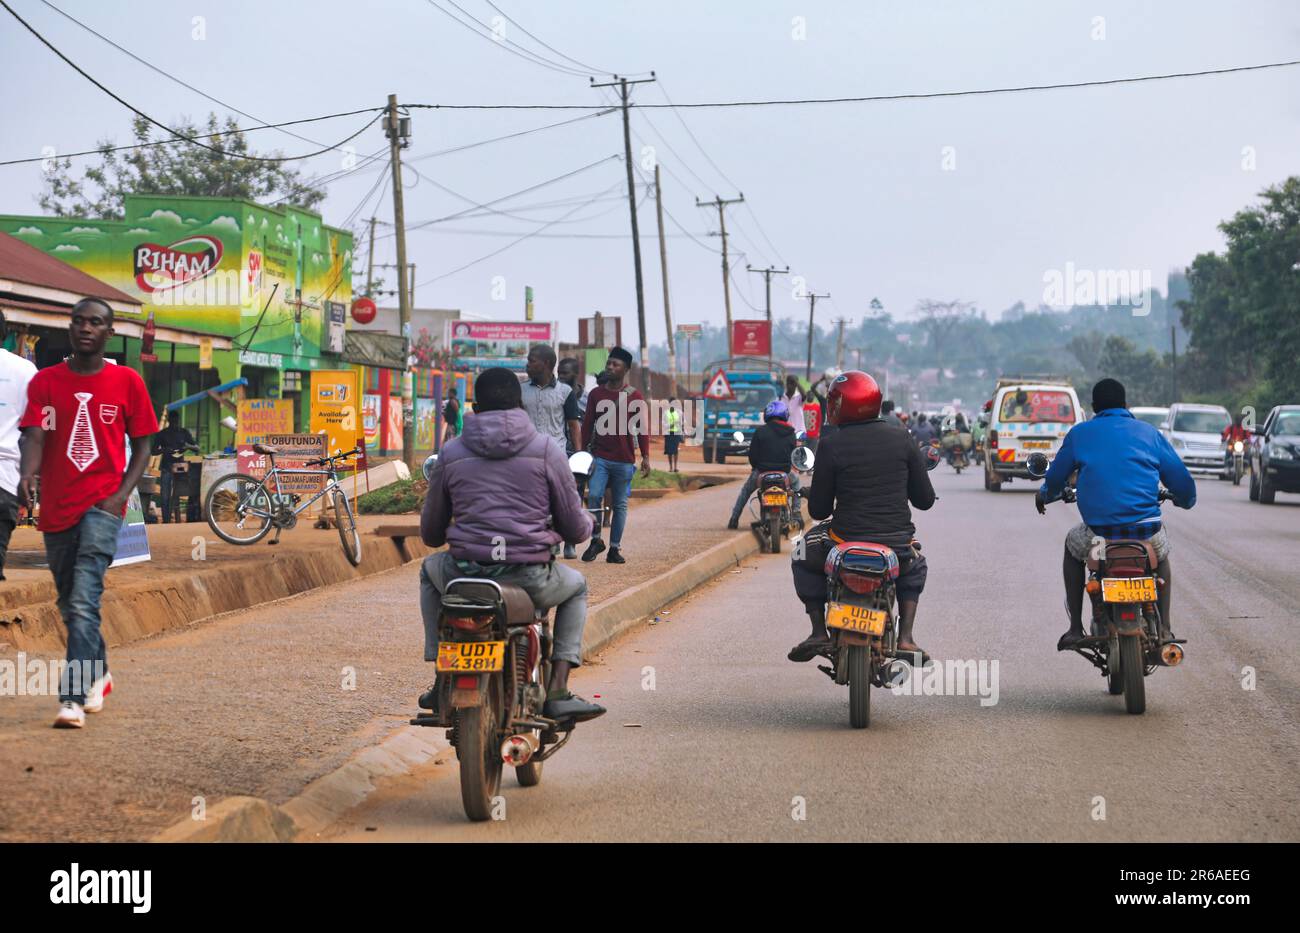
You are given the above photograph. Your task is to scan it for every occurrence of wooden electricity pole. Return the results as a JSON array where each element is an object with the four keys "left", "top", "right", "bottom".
[
  {"left": 385, "top": 93, "right": 414, "bottom": 467},
  {"left": 696, "top": 193, "right": 745, "bottom": 340},
  {"left": 804, "top": 291, "right": 830, "bottom": 380},
  {"left": 654, "top": 164, "right": 676, "bottom": 386}
]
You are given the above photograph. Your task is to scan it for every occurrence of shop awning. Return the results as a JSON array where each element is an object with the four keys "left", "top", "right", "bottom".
[{"left": 0, "top": 297, "right": 233, "bottom": 349}]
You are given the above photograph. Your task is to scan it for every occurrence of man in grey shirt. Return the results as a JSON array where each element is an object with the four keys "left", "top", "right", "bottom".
[{"left": 521, "top": 344, "right": 580, "bottom": 455}]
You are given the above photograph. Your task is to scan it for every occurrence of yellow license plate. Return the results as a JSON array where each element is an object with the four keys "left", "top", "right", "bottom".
[
  {"left": 436, "top": 641, "right": 506, "bottom": 672},
  {"left": 826, "top": 602, "right": 888, "bottom": 636},
  {"left": 1021, "top": 439, "right": 1052, "bottom": 449},
  {"left": 1101, "top": 577, "right": 1156, "bottom": 603},
  {"left": 762, "top": 492, "right": 788, "bottom": 505}
]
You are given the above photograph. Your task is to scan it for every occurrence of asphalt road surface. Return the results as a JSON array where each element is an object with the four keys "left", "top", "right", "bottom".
[{"left": 323, "top": 467, "right": 1300, "bottom": 842}]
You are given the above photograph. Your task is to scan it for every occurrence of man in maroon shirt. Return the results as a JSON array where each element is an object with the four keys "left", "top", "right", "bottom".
[
  {"left": 19, "top": 298, "right": 158, "bottom": 728},
  {"left": 579, "top": 347, "right": 650, "bottom": 564}
]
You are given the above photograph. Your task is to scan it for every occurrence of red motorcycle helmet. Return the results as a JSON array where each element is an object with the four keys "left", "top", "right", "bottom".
[{"left": 826, "top": 370, "right": 883, "bottom": 425}]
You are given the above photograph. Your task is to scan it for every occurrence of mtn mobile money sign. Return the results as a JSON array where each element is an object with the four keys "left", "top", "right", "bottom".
[{"left": 446, "top": 321, "right": 555, "bottom": 374}]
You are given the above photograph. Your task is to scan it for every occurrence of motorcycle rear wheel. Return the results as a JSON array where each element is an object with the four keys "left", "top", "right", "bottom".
[
  {"left": 768, "top": 512, "right": 782, "bottom": 554},
  {"left": 848, "top": 645, "right": 871, "bottom": 729},
  {"left": 457, "top": 679, "right": 504, "bottom": 821},
  {"left": 1119, "top": 634, "right": 1146, "bottom": 715},
  {"left": 1105, "top": 635, "right": 1123, "bottom": 695}
]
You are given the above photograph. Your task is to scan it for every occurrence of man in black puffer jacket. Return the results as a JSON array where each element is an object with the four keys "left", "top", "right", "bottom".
[
  {"left": 727, "top": 399, "right": 800, "bottom": 529},
  {"left": 789, "top": 371, "right": 937, "bottom": 662}
]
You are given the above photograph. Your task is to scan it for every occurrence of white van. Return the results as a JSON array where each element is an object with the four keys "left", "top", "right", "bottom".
[{"left": 983, "top": 379, "right": 1083, "bottom": 491}]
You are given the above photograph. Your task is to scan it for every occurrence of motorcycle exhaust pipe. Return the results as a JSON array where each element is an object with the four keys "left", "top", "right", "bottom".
[
  {"left": 1159, "top": 643, "right": 1184, "bottom": 667},
  {"left": 882, "top": 658, "right": 912, "bottom": 687},
  {"left": 501, "top": 733, "right": 540, "bottom": 765}
]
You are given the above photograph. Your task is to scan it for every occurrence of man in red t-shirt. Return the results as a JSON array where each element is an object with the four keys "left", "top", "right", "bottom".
[
  {"left": 19, "top": 298, "right": 158, "bottom": 729},
  {"left": 578, "top": 347, "right": 650, "bottom": 564}
]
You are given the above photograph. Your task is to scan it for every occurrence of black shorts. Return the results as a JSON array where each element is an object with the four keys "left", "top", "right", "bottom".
[{"left": 791, "top": 520, "right": 927, "bottom": 605}]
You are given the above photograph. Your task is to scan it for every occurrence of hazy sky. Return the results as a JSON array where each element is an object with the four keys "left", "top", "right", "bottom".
[{"left": 3, "top": 0, "right": 1298, "bottom": 347}]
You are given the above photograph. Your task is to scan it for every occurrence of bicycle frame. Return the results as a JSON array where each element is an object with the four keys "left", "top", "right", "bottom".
[{"left": 238, "top": 463, "right": 347, "bottom": 523}]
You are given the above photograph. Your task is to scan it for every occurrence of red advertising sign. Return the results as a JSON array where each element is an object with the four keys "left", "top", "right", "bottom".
[
  {"left": 351, "top": 296, "right": 377, "bottom": 325},
  {"left": 730, "top": 320, "right": 772, "bottom": 357}
]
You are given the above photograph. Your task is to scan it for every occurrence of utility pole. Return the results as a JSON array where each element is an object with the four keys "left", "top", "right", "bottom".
[
  {"left": 696, "top": 193, "right": 745, "bottom": 342},
  {"left": 408, "top": 262, "right": 415, "bottom": 309},
  {"left": 747, "top": 264, "right": 789, "bottom": 361},
  {"left": 1170, "top": 325, "right": 1178, "bottom": 403},
  {"left": 831, "top": 317, "right": 851, "bottom": 369},
  {"left": 653, "top": 164, "right": 676, "bottom": 387},
  {"left": 365, "top": 216, "right": 376, "bottom": 296},
  {"left": 384, "top": 93, "right": 413, "bottom": 468},
  {"left": 592, "top": 73, "right": 656, "bottom": 395},
  {"left": 804, "top": 291, "right": 830, "bottom": 380}
]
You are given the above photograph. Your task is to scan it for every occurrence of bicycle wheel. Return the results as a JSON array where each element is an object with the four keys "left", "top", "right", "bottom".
[
  {"left": 333, "top": 487, "right": 361, "bottom": 566},
  {"left": 205, "top": 473, "right": 274, "bottom": 545}
]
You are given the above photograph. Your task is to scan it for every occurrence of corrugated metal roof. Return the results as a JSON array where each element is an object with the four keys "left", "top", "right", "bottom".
[{"left": 0, "top": 230, "right": 141, "bottom": 307}]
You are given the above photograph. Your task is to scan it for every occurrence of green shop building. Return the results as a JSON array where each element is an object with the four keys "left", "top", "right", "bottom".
[{"left": 0, "top": 194, "right": 353, "bottom": 451}]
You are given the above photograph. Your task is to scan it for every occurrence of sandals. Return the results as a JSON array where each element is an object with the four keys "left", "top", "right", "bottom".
[
  {"left": 895, "top": 643, "right": 931, "bottom": 666},
  {"left": 788, "top": 637, "right": 831, "bottom": 663}
]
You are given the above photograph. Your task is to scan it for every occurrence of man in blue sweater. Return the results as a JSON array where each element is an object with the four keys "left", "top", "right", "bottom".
[{"left": 1037, "top": 379, "right": 1196, "bottom": 650}]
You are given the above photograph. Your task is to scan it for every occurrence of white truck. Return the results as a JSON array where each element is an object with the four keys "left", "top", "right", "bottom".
[{"left": 982, "top": 376, "right": 1084, "bottom": 492}]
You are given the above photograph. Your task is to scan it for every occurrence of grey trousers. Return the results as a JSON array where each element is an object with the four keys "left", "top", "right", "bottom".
[{"left": 419, "top": 551, "right": 588, "bottom": 667}]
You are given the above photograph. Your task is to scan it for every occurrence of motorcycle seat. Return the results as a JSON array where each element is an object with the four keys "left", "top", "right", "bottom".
[
  {"left": 759, "top": 471, "right": 790, "bottom": 487},
  {"left": 442, "top": 578, "right": 538, "bottom": 625},
  {"left": 1089, "top": 538, "right": 1159, "bottom": 573},
  {"left": 824, "top": 541, "right": 901, "bottom": 580}
]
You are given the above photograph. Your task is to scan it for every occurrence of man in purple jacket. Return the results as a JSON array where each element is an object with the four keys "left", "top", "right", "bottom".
[{"left": 418, "top": 367, "right": 605, "bottom": 722}]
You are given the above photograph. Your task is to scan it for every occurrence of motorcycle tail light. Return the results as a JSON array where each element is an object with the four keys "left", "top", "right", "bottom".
[
  {"left": 840, "top": 572, "right": 880, "bottom": 594},
  {"left": 1118, "top": 609, "right": 1137, "bottom": 622},
  {"left": 449, "top": 613, "right": 493, "bottom": 632},
  {"left": 988, "top": 430, "right": 998, "bottom": 449},
  {"left": 454, "top": 675, "right": 479, "bottom": 689}
]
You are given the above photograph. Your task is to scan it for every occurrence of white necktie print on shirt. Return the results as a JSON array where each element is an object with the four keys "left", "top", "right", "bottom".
[{"left": 67, "top": 391, "right": 100, "bottom": 472}]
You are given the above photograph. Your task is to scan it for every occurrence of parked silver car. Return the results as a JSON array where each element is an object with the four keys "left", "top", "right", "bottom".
[{"left": 1162, "top": 403, "right": 1230, "bottom": 476}]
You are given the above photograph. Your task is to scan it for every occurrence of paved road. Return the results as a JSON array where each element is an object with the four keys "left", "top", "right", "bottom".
[{"left": 323, "top": 469, "right": 1300, "bottom": 842}]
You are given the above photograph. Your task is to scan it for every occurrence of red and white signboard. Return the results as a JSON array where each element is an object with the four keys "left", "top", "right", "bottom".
[
  {"left": 730, "top": 320, "right": 772, "bottom": 357},
  {"left": 351, "top": 296, "right": 378, "bottom": 325},
  {"left": 704, "top": 369, "right": 735, "bottom": 400}
]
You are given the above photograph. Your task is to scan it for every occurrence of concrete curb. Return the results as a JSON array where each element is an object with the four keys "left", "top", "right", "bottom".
[
  {"left": 2, "top": 534, "right": 434, "bottom": 654},
  {"left": 151, "top": 531, "right": 761, "bottom": 842}
]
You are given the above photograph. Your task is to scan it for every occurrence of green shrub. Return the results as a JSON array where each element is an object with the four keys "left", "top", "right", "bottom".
[{"left": 357, "top": 479, "right": 426, "bottom": 514}]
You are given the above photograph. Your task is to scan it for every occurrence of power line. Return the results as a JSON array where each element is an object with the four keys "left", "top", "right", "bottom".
[
  {"left": 421, "top": 0, "right": 591, "bottom": 77},
  {"left": 36, "top": 0, "right": 355, "bottom": 156},
  {"left": 415, "top": 178, "right": 629, "bottom": 286},
  {"left": 0, "top": 0, "right": 382, "bottom": 162},
  {"left": 0, "top": 109, "right": 383, "bottom": 167},
  {"left": 482, "top": 0, "right": 623, "bottom": 76},
  {"left": 409, "top": 108, "right": 616, "bottom": 162},
  {"left": 407, "top": 58, "right": 1300, "bottom": 109}
]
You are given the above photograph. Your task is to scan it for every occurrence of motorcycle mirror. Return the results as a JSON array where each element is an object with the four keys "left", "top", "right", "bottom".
[
  {"left": 791, "top": 447, "right": 815, "bottom": 472},
  {"left": 733, "top": 431, "right": 745, "bottom": 444},
  {"left": 796, "top": 430, "right": 808, "bottom": 441},
  {"left": 421, "top": 454, "right": 438, "bottom": 483},
  {"left": 568, "top": 451, "right": 594, "bottom": 477},
  {"left": 924, "top": 441, "right": 942, "bottom": 471},
  {"left": 1025, "top": 451, "right": 1050, "bottom": 477}
]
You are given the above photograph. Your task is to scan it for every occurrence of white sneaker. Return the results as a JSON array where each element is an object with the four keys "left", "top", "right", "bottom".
[
  {"left": 84, "top": 672, "right": 113, "bottom": 713},
  {"left": 54, "top": 701, "right": 85, "bottom": 729}
]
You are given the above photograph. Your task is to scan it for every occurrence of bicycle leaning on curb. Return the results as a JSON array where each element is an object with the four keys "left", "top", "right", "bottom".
[{"left": 203, "top": 442, "right": 363, "bottom": 566}]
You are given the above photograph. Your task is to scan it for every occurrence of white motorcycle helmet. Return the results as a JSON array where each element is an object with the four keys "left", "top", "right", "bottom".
[{"left": 568, "top": 451, "right": 594, "bottom": 477}]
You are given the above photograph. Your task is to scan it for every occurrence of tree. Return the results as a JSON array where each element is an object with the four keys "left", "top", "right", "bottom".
[
  {"left": 914, "top": 299, "right": 977, "bottom": 384},
  {"left": 39, "top": 114, "right": 327, "bottom": 220}
]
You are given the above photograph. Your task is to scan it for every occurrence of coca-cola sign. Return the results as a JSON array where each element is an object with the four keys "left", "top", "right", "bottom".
[{"left": 133, "top": 235, "right": 223, "bottom": 292}]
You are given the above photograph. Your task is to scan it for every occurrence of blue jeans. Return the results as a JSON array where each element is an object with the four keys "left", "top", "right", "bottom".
[
  {"left": 44, "top": 507, "right": 121, "bottom": 704},
  {"left": 419, "top": 552, "right": 588, "bottom": 667},
  {"left": 587, "top": 457, "right": 635, "bottom": 548}
]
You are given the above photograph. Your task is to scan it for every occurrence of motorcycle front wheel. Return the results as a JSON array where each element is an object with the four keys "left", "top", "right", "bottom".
[
  {"left": 848, "top": 645, "right": 871, "bottom": 728},
  {"left": 1119, "top": 634, "right": 1146, "bottom": 715},
  {"left": 457, "top": 678, "right": 504, "bottom": 821}
]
